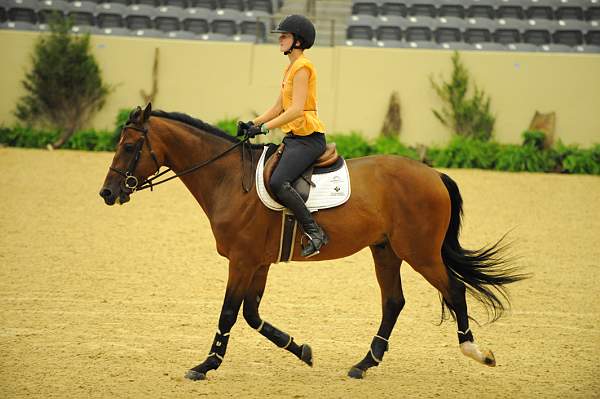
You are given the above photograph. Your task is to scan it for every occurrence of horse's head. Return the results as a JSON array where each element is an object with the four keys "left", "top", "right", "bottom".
[{"left": 99, "top": 103, "right": 163, "bottom": 205}]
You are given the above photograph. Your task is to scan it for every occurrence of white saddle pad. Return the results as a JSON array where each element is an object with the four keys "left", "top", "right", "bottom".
[{"left": 256, "top": 146, "right": 351, "bottom": 212}]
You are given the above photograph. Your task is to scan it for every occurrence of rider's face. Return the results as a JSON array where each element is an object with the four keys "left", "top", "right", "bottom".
[{"left": 279, "top": 33, "right": 294, "bottom": 52}]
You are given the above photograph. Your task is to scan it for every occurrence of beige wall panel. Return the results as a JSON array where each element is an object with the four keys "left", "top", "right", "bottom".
[{"left": 1, "top": 30, "right": 599, "bottom": 146}]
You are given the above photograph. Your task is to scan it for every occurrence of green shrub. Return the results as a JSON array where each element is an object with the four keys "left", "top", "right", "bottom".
[
  {"left": 15, "top": 17, "right": 111, "bottom": 148},
  {"left": 495, "top": 144, "right": 556, "bottom": 172},
  {"left": 0, "top": 125, "right": 58, "bottom": 148},
  {"left": 522, "top": 130, "right": 546, "bottom": 150},
  {"left": 561, "top": 144, "right": 600, "bottom": 174},
  {"left": 215, "top": 117, "right": 238, "bottom": 136},
  {"left": 430, "top": 52, "right": 495, "bottom": 141},
  {"left": 430, "top": 136, "right": 499, "bottom": 169},
  {"left": 328, "top": 132, "right": 373, "bottom": 159},
  {"left": 372, "top": 136, "right": 419, "bottom": 160}
]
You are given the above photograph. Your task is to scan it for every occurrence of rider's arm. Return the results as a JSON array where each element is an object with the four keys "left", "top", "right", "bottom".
[
  {"left": 253, "top": 94, "right": 283, "bottom": 126},
  {"left": 261, "top": 67, "right": 309, "bottom": 130}
]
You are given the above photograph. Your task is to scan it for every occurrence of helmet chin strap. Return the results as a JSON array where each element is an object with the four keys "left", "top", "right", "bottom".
[{"left": 284, "top": 34, "right": 301, "bottom": 55}]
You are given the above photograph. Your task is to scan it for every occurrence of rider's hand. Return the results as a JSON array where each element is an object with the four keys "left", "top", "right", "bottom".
[
  {"left": 236, "top": 120, "right": 254, "bottom": 136},
  {"left": 246, "top": 124, "right": 269, "bottom": 138}
]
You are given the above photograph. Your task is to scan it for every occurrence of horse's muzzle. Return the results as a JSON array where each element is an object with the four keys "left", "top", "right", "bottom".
[{"left": 99, "top": 187, "right": 130, "bottom": 206}]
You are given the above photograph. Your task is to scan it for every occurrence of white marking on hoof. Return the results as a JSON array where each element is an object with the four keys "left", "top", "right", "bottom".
[{"left": 460, "top": 341, "right": 496, "bottom": 367}]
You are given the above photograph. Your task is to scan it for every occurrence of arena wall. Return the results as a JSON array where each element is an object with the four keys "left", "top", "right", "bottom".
[{"left": 1, "top": 30, "right": 599, "bottom": 145}]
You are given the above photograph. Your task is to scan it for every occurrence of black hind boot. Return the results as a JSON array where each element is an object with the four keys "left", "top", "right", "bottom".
[{"left": 275, "top": 182, "right": 329, "bottom": 258}]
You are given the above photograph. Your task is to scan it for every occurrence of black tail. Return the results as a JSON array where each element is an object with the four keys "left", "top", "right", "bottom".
[{"left": 439, "top": 173, "right": 528, "bottom": 323}]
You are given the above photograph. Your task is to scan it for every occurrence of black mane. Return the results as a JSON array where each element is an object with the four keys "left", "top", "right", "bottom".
[{"left": 150, "top": 110, "right": 240, "bottom": 143}]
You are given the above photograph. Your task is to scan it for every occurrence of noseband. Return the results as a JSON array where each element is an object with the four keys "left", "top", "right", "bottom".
[{"left": 109, "top": 123, "right": 252, "bottom": 193}]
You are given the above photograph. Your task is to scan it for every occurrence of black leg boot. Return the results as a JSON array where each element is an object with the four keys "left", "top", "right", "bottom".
[{"left": 275, "top": 182, "right": 329, "bottom": 258}]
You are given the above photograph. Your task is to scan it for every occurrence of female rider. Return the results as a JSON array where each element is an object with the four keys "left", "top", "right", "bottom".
[{"left": 241, "top": 15, "right": 328, "bottom": 258}]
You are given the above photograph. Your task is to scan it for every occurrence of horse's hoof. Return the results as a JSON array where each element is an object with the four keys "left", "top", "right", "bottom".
[
  {"left": 300, "top": 344, "right": 313, "bottom": 367},
  {"left": 348, "top": 366, "right": 365, "bottom": 379},
  {"left": 483, "top": 350, "right": 496, "bottom": 367},
  {"left": 185, "top": 370, "right": 206, "bottom": 381}
]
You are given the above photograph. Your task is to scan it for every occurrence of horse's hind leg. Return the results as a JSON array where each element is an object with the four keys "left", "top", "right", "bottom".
[
  {"left": 410, "top": 255, "right": 496, "bottom": 367},
  {"left": 242, "top": 265, "right": 313, "bottom": 367},
  {"left": 348, "top": 241, "right": 405, "bottom": 379}
]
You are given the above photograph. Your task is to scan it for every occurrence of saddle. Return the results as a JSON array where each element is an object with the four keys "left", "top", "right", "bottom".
[{"left": 263, "top": 143, "right": 341, "bottom": 202}]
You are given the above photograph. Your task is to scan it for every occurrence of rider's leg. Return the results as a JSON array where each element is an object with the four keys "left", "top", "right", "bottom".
[{"left": 269, "top": 133, "right": 328, "bottom": 257}]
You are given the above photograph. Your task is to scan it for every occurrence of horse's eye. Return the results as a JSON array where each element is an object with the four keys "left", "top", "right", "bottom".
[{"left": 124, "top": 143, "right": 134, "bottom": 153}]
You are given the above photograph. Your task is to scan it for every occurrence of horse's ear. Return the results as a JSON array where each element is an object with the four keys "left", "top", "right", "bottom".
[
  {"left": 129, "top": 106, "right": 142, "bottom": 123},
  {"left": 142, "top": 102, "right": 152, "bottom": 123}
]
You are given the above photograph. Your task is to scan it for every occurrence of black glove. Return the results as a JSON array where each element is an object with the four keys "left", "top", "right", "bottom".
[
  {"left": 246, "top": 124, "right": 269, "bottom": 138},
  {"left": 236, "top": 120, "right": 254, "bottom": 136}
]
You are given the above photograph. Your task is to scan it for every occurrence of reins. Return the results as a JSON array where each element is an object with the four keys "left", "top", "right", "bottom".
[{"left": 110, "top": 122, "right": 254, "bottom": 193}]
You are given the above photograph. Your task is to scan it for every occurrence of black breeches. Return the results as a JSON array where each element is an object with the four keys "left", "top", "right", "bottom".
[{"left": 269, "top": 132, "right": 326, "bottom": 199}]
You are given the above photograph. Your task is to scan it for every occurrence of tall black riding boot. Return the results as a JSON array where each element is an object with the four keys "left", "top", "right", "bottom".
[{"left": 275, "top": 182, "right": 329, "bottom": 258}]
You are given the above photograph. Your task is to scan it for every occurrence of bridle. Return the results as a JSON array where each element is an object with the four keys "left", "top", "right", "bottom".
[{"left": 109, "top": 123, "right": 252, "bottom": 193}]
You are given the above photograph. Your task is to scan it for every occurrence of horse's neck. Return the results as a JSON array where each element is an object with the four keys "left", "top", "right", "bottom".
[{"left": 158, "top": 120, "right": 251, "bottom": 217}]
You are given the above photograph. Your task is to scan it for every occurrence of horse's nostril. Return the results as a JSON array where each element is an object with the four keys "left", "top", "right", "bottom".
[{"left": 100, "top": 188, "right": 112, "bottom": 198}]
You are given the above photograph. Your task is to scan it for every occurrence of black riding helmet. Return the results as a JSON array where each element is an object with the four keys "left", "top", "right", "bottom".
[{"left": 272, "top": 15, "right": 316, "bottom": 55}]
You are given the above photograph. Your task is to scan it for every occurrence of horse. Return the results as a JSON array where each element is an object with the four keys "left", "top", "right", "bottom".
[{"left": 99, "top": 103, "right": 526, "bottom": 381}]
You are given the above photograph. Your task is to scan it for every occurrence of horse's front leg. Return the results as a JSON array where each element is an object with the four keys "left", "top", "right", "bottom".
[
  {"left": 242, "top": 265, "right": 313, "bottom": 367},
  {"left": 185, "top": 261, "right": 256, "bottom": 381}
]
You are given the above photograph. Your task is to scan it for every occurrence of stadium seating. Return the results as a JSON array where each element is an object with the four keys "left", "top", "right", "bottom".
[{"left": 0, "top": 0, "right": 596, "bottom": 52}]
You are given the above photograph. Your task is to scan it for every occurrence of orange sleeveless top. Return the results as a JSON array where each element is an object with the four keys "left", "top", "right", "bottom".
[{"left": 280, "top": 55, "right": 326, "bottom": 136}]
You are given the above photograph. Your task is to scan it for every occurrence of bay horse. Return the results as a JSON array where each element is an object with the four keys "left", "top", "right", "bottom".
[{"left": 99, "top": 104, "right": 526, "bottom": 381}]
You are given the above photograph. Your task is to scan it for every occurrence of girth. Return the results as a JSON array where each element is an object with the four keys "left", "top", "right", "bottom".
[{"left": 263, "top": 143, "right": 340, "bottom": 202}]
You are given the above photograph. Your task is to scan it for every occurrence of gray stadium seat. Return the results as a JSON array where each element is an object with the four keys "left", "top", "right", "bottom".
[
  {"left": 380, "top": 1, "right": 408, "bottom": 17},
  {"left": 239, "top": 18, "right": 266, "bottom": 41},
  {"left": 587, "top": 6, "right": 600, "bottom": 21},
  {"left": 496, "top": 0, "right": 525, "bottom": 20},
  {"left": 553, "top": 19, "right": 587, "bottom": 45},
  {"left": 247, "top": 0, "right": 272, "bottom": 14},
  {"left": 155, "top": 16, "right": 180, "bottom": 31},
  {"left": 133, "top": 0, "right": 159, "bottom": 6},
  {"left": 183, "top": 16, "right": 209, "bottom": 33},
  {"left": 523, "top": 19, "right": 555, "bottom": 45},
  {"left": 126, "top": 4, "right": 156, "bottom": 29},
  {"left": 524, "top": 0, "right": 558, "bottom": 20},
  {"left": 467, "top": 0, "right": 495, "bottom": 20},
  {"left": 103, "top": 0, "right": 131, "bottom": 6},
  {"left": 376, "top": 16, "right": 404, "bottom": 40},
  {"left": 7, "top": 0, "right": 37, "bottom": 24},
  {"left": 191, "top": 0, "right": 216, "bottom": 9},
  {"left": 38, "top": 0, "right": 69, "bottom": 24},
  {"left": 347, "top": 14, "right": 377, "bottom": 39},
  {"left": 163, "top": 0, "right": 188, "bottom": 8},
  {"left": 407, "top": 1, "right": 437, "bottom": 18},
  {"left": 405, "top": 25, "right": 433, "bottom": 41},
  {"left": 0, "top": 8, "right": 6, "bottom": 23},
  {"left": 555, "top": 0, "right": 586, "bottom": 20},
  {"left": 494, "top": 18, "right": 528, "bottom": 44},
  {"left": 538, "top": 43, "right": 574, "bottom": 51},
  {"left": 218, "top": 0, "right": 243, "bottom": 11},
  {"left": 211, "top": 9, "right": 241, "bottom": 35},
  {"left": 97, "top": 12, "right": 124, "bottom": 28},
  {"left": 586, "top": 28, "right": 600, "bottom": 45},
  {"left": 352, "top": 1, "right": 379, "bottom": 17},
  {"left": 438, "top": 1, "right": 465, "bottom": 18}
]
